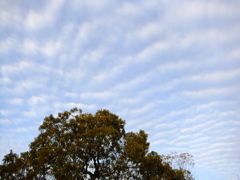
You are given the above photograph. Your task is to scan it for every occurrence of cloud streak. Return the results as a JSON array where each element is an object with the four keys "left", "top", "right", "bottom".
[{"left": 0, "top": 0, "right": 239, "bottom": 179}]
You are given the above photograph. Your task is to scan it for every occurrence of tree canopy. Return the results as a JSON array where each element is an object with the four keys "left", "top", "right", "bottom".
[{"left": 0, "top": 108, "right": 195, "bottom": 180}]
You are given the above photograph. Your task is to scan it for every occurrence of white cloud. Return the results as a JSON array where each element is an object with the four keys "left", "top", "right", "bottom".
[
  {"left": 81, "top": 46, "right": 108, "bottom": 62},
  {"left": 72, "top": 22, "right": 94, "bottom": 53},
  {"left": 190, "top": 142, "right": 209, "bottom": 149},
  {"left": 177, "top": 27, "right": 239, "bottom": 49},
  {"left": 64, "top": 92, "right": 79, "bottom": 98},
  {"left": 189, "top": 136, "right": 210, "bottom": 145},
  {"left": 215, "top": 135, "right": 235, "bottom": 141},
  {"left": 119, "top": 97, "right": 141, "bottom": 104},
  {"left": 157, "top": 68, "right": 240, "bottom": 97},
  {"left": 7, "top": 98, "right": 24, "bottom": 105},
  {"left": 165, "top": 147, "right": 188, "bottom": 152},
  {"left": 157, "top": 60, "right": 193, "bottom": 73},
  {"left": 199, "top": 148, "right": 240, "bottom": 158},
  {"left": 230, "top": 47, "right": 240, "bottom": 59},
  {"left": 40, "top": 40, "right": 62, "bottom": 57},
  {"left": 22, "top": 109, "right": 38, "bottom": 118},
  {"left": 0, "top": 37, "right": 18, "bottom": 54},
  {"left": 80, "top": 91, "right": 113, "bottom": 100},
  {"left": 176, "top": 142, "right": 189, "bottom": 146},
  {"left": 25, "top": 9, "right": 52, "bottom": 29},
  {"left": 28, "top": 95, "right": 47, "bottom": 106},
  {"left": 136, "top": 41, "right": 170, "bottom": 60},
  {"left": 1, "top": 61, "right": 31, "bottom": 76},
  {"left": 195, "top": 101, "right": 232, "bottom": 112},
  {"left": 205, "top": 1, "right": 240, "bottom": 18},
  {"left": 54, "top": 102, "right": 96, "bottom": 111},
  {"left": 180, "top": 120, "right": 216, "bottom": 133},
  {"left": 210, "top": 142, "right": 236, "bottom": 149},
  {"left": 163, "top": 0, "right": 240, "bottom": 24},
  {"left": 16, "top": 79, "right": 37, "bottom": 91},
  {"left": 12, "top": 126, "right": 36, "bottom": 133},
  {"left": 134, "top": 22, "right": 162, "bottom": 40},
  {"left": 1, "top": 79, "right": 45, "bottom": 96},
  {"left": 0, "top": 110, "right": 12, "bottom": 117},
  {"left": 131, "top": 102, "right": 156, "bottom": 115},
  {"left": 197, "top": 151, "right": 240, "bottom": 165},
  {"left": 0, "top": 119, "right": 11, "bottom": 125},
  {"left": 85, "top": 58, "right": 134, "bottom": 89},
  {"left": 155, "top": 120, "right": 180, "bottom": 130},
  {"left": 0, "top": 2, "right": 22, "bottom": 28},
  {"left": 183, "top": 114, "right": 213, "bottom": 124},
  {"left": 202, "top": 120, "right": 240, "bottom": 133},
  {"left": 181, "top": 86, "right": 237, "bottom": 98},
  {"left": 0, "top": 118, "right": 30, "bottom": 125},
  {"left": 113, "top": 70, "right": 148, "bottom": 91},
  {"left": 111, "top": 59, "right": 194, "bottom": 95},
  {"left": 25, "top": 0, "right": 65, "bottom": 29},
  {"left": 141, "top": 109, "right": 189, "bottom": 127},
  {"left": 164, "top": 1, "right": 206, "bottom": 22},
  {"left": 150, "top": 128, "right": 180, "bottom": 140},
  {"left": 151, "top": 139, "right": 167, "bottom": 146},
  {"left": 0, "top": 77, "right": 12, "bottom": 84},
  {"left": 72, "top": 0, "right": 114, "bottom": 12},
  {"left": 117, "top": 2, "right": 141, "bottom": 17},
  {"left": 22, "top": 39, "right": 38, "bottom": 55}
]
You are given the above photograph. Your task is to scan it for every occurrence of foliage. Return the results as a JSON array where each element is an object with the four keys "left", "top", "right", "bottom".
[
  {"left": 162, "top": 152, "right": 195, "bottom": 180},
  {"left": 0, "top": 108, "right": 195, "bottom": 180}
]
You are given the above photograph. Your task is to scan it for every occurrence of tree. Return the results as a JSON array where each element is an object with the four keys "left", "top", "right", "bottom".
[
  {"left": 162, "top": 152, "right": 195, "bottom": 180},
  {"left": 29, "top": 108, "right": 128, "bottom": 179},
  {"left": 0, "top": 108, "right": 194, "bottom": 180},
  {"left": 0, "top": 150, "right": 20, "bottom": 179}
]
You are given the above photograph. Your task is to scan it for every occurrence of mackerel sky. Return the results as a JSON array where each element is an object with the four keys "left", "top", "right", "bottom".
[{"left": 0, "top": 0, "right": 240, "bottom": 179}]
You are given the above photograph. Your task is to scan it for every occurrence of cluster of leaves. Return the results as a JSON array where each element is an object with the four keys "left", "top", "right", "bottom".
[{"left": 0, "top": 108, "right": 195, "bottom": 180}]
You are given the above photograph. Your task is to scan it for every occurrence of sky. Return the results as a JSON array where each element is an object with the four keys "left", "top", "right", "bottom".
[{"left": 0, "top": 0, "right": 240, "bottom": 179}]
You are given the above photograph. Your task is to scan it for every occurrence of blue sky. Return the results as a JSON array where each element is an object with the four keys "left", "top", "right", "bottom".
[{"left": 0, "top": 0, "right": 240, "bottom": 179}]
